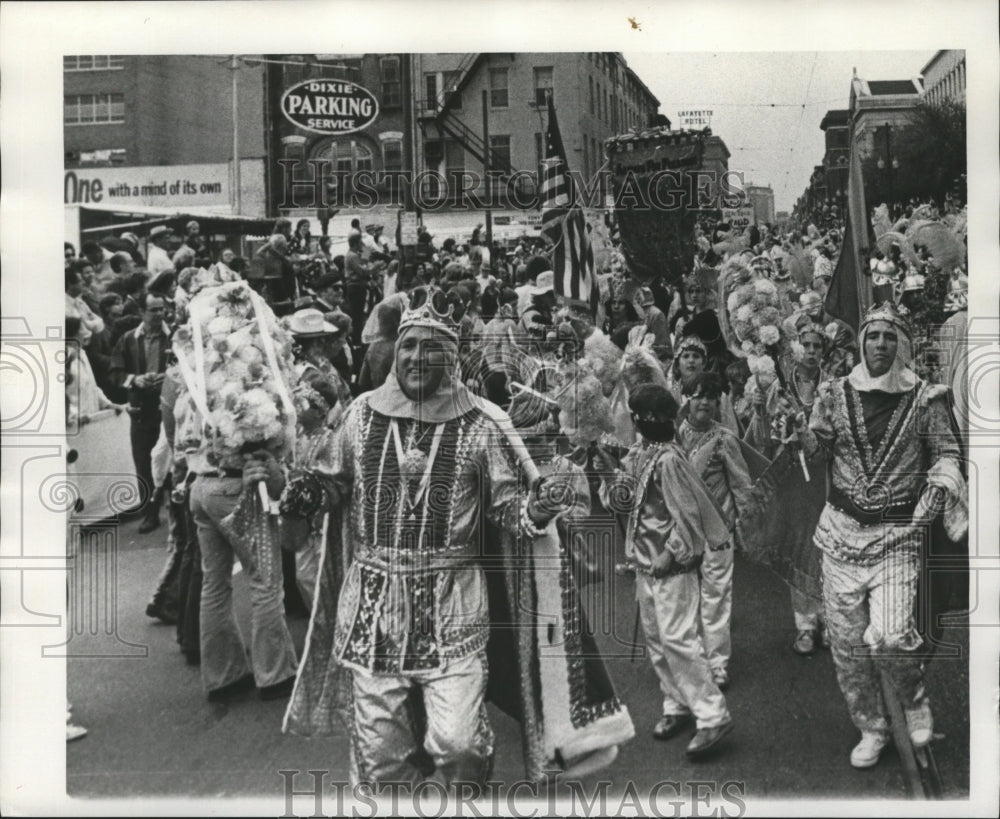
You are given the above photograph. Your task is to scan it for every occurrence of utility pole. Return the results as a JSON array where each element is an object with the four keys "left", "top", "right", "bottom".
[
  {"left": 231, "top": 55, "right": 242, "bottom": 215},
  {"left": 481, "top": 90, "right": 493, "bottom": 254}
]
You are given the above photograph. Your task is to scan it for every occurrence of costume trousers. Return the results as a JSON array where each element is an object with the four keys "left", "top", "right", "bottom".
[
  {"left": 822, "top": 550, "right": 925, "bottom": 735},
  {"left": 190, "top": 475, "right": 298, "bottom": 693},
  {"left": 698, "top": 539, "right": 733, "bottom": 672},
  {"left": 636, "top": 571, "right": 730, "bottom": 729},
  {"left": 791, "top": 585, "right": 824, "bottom": 631},
  {"left": 349, "top": 650, "right": 495, "bottom": 788}
]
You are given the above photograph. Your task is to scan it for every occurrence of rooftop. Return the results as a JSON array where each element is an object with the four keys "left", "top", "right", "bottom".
[
  {"left": 867, "top": 79, "right": 922, "bottom": 96},
  {"left": 820, "top": 109, "right": 850, "bottom": 130}
]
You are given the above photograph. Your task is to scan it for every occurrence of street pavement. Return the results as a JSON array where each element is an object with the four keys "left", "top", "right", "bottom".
[{"left": 67, "top": 515, "right": 970, "bottom": 803}]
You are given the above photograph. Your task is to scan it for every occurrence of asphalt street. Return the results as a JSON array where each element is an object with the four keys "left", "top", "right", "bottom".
[{"left": 66, "top": 515, "right": 970, "bottom": 804}]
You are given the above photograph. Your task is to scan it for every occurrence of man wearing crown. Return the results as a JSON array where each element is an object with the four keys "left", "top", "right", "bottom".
[
  {"left": 794, "top": 301, "right": 966, "bottom": 769},
  {"left": 282, "top": 287, "right": 634, "bottom": 789}
]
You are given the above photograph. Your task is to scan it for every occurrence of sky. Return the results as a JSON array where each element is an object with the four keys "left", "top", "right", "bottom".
[{"left": 622, "top": 51, "right": 936, "bottom": 213}]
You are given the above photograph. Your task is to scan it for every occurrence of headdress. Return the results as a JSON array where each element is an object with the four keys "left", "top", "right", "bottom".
[
  {"left": 861, "top": 300, "right": 912, "bottom": 340},
  {"left": 398, "top": 286, "right": 459, "bottom": 342},
  {"left": 675, "top": 334, "right": 708, "bottom": 359}
]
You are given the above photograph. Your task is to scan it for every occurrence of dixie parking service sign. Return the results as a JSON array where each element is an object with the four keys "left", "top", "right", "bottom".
[{"left": 281, "top": 79, "right": 379, "bottom": 135}]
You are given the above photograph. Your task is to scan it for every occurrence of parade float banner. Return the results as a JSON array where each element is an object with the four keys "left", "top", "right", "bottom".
[{"left": 605, "top": 128, "right": 708, "bottom": 284}]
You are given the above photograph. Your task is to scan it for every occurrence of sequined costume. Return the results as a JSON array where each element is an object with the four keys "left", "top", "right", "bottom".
[
  {"left": 600, "top": 440, "right": 732, "bottom": 729},
  {"left": 283, "top": 292, "right": 634, "bottom": 786},
  {"left": 801, "top": 305, "right": 965, "bottom": 738}
]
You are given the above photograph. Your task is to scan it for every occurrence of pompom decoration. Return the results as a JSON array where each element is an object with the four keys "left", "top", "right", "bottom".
[
  {"left": 553, "top": 363, "right": 615, "bottom": 447},
  {"left": 759, "top": 325, "right": 781, "bottom": 346}
]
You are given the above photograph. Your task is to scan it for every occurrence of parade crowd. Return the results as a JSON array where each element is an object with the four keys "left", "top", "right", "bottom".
[{"left": 64, "top": 198, "right": 969, "bottom": 788}]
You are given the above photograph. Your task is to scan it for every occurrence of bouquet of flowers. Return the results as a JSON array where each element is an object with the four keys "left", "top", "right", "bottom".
[
  {"left": 172, "top": 281, "right": 297, "bottom": 466},
  {"left": 725, "top": 274, "right": 789, "bottom": 392},
  {"left": 581, "top": 331, "right": 623, "bottom": 394}
]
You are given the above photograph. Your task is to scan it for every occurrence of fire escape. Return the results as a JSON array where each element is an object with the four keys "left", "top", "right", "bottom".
[{"left": 417, "top": 53, "right": 533, "bottom": 203}]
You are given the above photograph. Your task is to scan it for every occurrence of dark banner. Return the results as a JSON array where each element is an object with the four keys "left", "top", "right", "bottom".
[{"left": 606, "top": 130, "right": 708, "bottom": 284}]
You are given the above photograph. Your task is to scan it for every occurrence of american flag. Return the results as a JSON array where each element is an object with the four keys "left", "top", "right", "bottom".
[{"left": 540, "top": 95, "right": 598, "bottom": 312}]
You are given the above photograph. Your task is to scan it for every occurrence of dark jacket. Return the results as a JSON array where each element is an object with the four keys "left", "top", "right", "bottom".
[{"left": 109, "top": 322, "right": 171, "bottom": 421}]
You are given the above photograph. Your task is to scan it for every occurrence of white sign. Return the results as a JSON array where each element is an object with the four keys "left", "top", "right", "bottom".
[
  {"left": 399, "top": 211, "right": 420, "bottom": 244},
  {"left": 64, "top": 163, "right": 234, "bottom": 209},
  {"left": 677, "top": 109, "right": 713, "bottom": 130},
  {"left": 722, "top": 206, "right": 755, "bottom": 232}
]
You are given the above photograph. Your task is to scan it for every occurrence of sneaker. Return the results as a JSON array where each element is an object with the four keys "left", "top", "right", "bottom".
[
  {"left": 685, "top": 721, "right": 734, "bottom": 759},
  {"left": 850, "top": 731, "right": 890, "bottom": 768},
  {"left": 793, "top": 629, "right": 817, "bottom": 655},
  {"left": 904, "top": 699, "right": 933, "bottom": 748},
  {"left": 652, "top": 713, "right": 693, "bottom": 741},
  {"left": 712, "top": 668, "right": 730, "bottom": 690},
  {"left": 66, "top": 723, "right": 88, "bottom": 742}
]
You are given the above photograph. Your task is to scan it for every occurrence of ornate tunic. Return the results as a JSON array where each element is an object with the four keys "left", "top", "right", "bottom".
[
  {"left": 806, "top": 378, "right": 961, "bottom": 565},
  {"left": 676, "top": 420, "right": 753, "bottom": 530},
  {"left": 310, "top": 392, "right": 525, "bottom": 676},
  {"left": 599, "top": 441, "right": 730, "bottom": 573}
]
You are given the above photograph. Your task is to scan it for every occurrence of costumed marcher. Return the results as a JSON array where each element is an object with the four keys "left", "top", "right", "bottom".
[
  {"left": 744, "top": 316, "right": 836, "bottom": 655},
  {"left": 796, "top": 301, "right": 966, "bottom": 768},
  {"left": 594, "top": 384, "right": 733, "bottom": 759},
  {"left": 668, "top": 335, "right": 740, "bottom": 434},
  {"left": 676, "top": 373, "right": 755, "bottom": 689},
  {"left": 289, "top": 308, "right": 352, "bottom": 425},
  {"left": 282, "top": 287, "right": 634, "bottom": 787}
]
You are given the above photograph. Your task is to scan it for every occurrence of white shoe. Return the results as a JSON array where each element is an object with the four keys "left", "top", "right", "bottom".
[
  {"left": 904, "top": 699, "right": 933, "bottom": 748},
  {"left": 850, "top": 731, "right": 890, "bottom": 768}
]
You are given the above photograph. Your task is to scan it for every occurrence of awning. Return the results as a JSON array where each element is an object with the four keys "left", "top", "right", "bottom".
[{"left": 75, "top": 204, "right": 275, "bottom": 239}]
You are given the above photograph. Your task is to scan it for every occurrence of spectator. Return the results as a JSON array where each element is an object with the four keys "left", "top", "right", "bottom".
[
  {"left": 109, "top": 293, "right": 172, "bottom": 533},
  {"left": 64, "top": 242, "right": 77, "bottom": 268},
  {"left": 273, "top": 217, "right": 293, "bottom": 241},
  {"left": 110, "top": 251, "right": 136, "bottom": 281},
  {"left": 81, "top": 239, "right": 115, "bottom": 285},
  {"left": 119, "top": 232, "right": 145, "bottom": 266},
  {"left": 357, "top": 299, "right": 402, "bottom": 394},
  {"left": 291, "top": 219, "right": 313, "bottom": 255},
  {"left": 343, "top": 234, "right": 371, "bottom": 348},
  {"left": 146, "top": 226, "right": 175, "bottom": 276}
]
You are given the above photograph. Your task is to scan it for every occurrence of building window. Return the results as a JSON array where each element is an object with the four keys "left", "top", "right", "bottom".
[
  {"left": 380, "top": 56, "right": 401, "bottom": 108},
  {"left": 425, "top": 74, "right": 438, "bottom": 110},
  {"left": 489, "top": 67, "right": 509, "bottom": 108},
  {"left": 382, "top": 139, "right": 403, "bottom": 172},
  {"left": 489, "top": 135, "right": 511, "bottom": 173},
  {"left": 64, "top": 93, "right": 125, "bottom": 125},
  {"left": 63, "top": 55, "right": 125, "bottom": 72},
  {"left": 589, "top": 77, "right": 595, "bottom": 115},
  {"left": 312, "top": 138, "right": 374, "bottom": 174},
  {"left": 77, "top": 148, "right": 127, "bottom": 166},
  {"left": 534, "top": 67, "right": 553, "bottom": 106},
  {"left": 443, "top": 71, "right": 462, "bottom": 110}
]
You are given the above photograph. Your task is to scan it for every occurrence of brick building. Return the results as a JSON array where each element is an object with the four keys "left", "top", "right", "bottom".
[{"left": 63, "top": 55, "right": 266, "bottom": 214}]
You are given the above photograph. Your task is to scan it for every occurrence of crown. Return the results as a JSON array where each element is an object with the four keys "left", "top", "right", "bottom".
[
  {"left": 398, "top": 286, "right": 458, "bottom": 341},
  {"left": 862, "top": 300, "right": 912, "bottom": 337}
]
